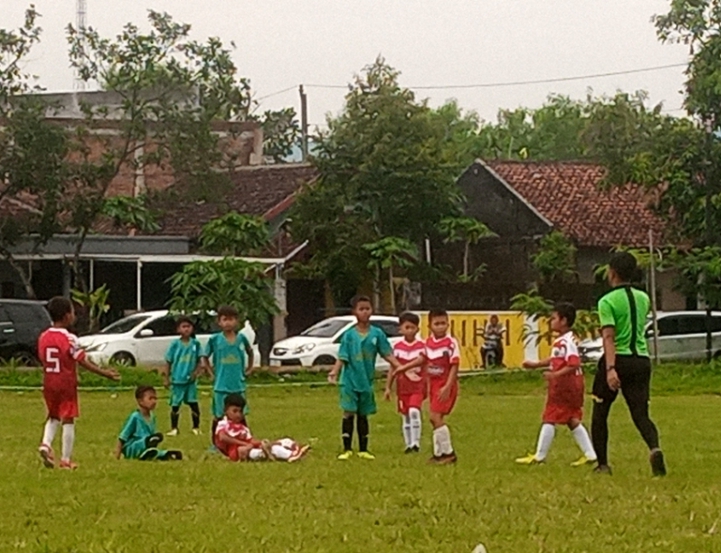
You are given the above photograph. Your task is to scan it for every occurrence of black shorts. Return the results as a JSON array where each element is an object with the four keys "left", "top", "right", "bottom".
[{"left": 592, "top": 355, "right": 652, "bottom": 403}]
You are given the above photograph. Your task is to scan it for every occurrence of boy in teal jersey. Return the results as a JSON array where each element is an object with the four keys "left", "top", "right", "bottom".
[
  {"left": 201, "top": 305, "right": 254, "bottom": 446},
  {"left": 115, "top": 386, "right": 182, "bottom": 461},
  {"left": 162, "top": 316, "right": 202, "bottom": 436},
  {"left": 328, "top": 295, "right": 400, "bottom": 460}
]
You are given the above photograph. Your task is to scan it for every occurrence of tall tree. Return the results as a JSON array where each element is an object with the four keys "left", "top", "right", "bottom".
[
  {"left": 439, "top": 216, "right": 495, "bottom": 282},
  {"left": 199, "top": 212, "right": 270, "bottom": 257}
]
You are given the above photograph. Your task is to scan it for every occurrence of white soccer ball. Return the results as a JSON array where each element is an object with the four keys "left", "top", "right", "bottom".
[
  {"left": 274, "top": 437, "right": 299, "bottom": 452},
  {"left": 472, "top": 544, "right": 487, "bottom": 553}
]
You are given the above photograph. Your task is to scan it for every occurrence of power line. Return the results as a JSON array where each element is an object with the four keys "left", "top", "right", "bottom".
[
  {"left": 255, "top": 85, "right": 298, "bottom": 102},
  {"left": 303, "top": 62, "right": 688, "bottom": 92}
]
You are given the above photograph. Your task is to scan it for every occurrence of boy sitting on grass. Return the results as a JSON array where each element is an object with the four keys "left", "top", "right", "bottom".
[
  {"left": 516, "top": 302, "right": 596, "bottom": 467},
  {"left": 116, "top": 386, "right": 182, "bottom": 461},
  {"left": 214, "top": 393, "right": 309, "bottom": 462}
]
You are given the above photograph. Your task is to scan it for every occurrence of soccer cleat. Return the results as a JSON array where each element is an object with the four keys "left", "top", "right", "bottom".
[
  {"left": 650, "top": 450, "right": 667, "bottom": 477},
  {"left": 59, "top": 460, "right": 78, "bottom": 470},
  {"left": 288, "top": 444, "right": 311, "bottom": 463},
  {"left": 571, "top": 455, "right": 597, "bottom": 467},
  {"left": 515, "top": 453, "right": 543, "bottom": 465},
  {"left": 38, "top": 445, "right": 55, "bottom": 469},
  {"left": 427, "top": 455, "right": 442, "bottom": 465},
  {"left": 191, "top": 428, "right": 201, "bottom": 436},
  {"left": 337, "top": 450, "right": 354, "bottom": 461},
  {"left": 166, "top": 429, "right": 179, "bottom": 437},
  {"left": 404, "top": 447, "right": 414, "bottom": 454},
  {"left": 593, "top": 464, "right": 613, "bottom": 475},
  {"left": 412, "top": 446, "right": 420, "bottom": 453},
  {"left": 357, "top": 451, "right": 376, "bottom": 461},
  {"left": 147, "top": 433, "right": 164, "bottom": 449},
  {"left": 437, "top": 452, "right": 457, "bottom": 465},
  {"left": 139, "top": 448, "right": 160, "bottom": 461}
]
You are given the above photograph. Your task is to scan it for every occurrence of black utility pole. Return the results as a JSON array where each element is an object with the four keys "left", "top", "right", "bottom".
[
  {"left": 704, "top": 119, "right": 714, "bottom": 362},
  {"left": 299, "top": 85, "right": 309, "bottom": 162}
]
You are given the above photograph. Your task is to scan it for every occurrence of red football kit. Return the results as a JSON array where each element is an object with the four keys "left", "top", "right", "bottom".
[
  {"left": 392, "top": 339, "right": 427, "bottom": 414},
  {"left": 214, "top": 417, "right": 262, "bottom": 461},
  {"left": 425, "top": 335, "right": 461, "bottom": 415},
  {"left": 39, "top": 327, "right": 86, "bottom": 419},
  {"left": 543, "top": 331, "right": 584, "bottom": 424}
]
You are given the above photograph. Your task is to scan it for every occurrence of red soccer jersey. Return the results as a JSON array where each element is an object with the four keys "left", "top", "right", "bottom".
[
  {"left": 425, "top": 335, "right": 461, "bottom": 382},
  {"left": 543, "top": 331, "right": 584, "bottom": 423},
  {"left": 39, "top": 327, "right": 86, "bottom": 391},
  {"left": 214, "top": 417, "right": 262, "bottom": 455},
  {"left": 393, "top": 339, "right": 426, "bottom": 396}
]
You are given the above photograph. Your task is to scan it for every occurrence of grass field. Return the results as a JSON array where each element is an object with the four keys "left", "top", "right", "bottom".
[{"left": 3, "top": 374, "right": 721, "bottom": 553}]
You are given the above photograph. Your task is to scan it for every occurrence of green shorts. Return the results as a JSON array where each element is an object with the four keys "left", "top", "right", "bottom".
[
  {"left": 169, "top": 382, "right": 198, "bottom": 407},
  {"left": 212, "top": 390, "right": 248, "bottom": 419},
  {"left": 339, "top": 386, "right": 376, "bottom": 416},
  {"left": 122, "top": 438, "right": 169, "bottom": 460}
]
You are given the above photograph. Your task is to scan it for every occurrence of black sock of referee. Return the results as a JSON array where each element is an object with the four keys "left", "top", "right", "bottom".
[
  {"left": 189, "top": 402, "right": 200, "bottom": 429},
  {"left": 357, "top": 415, "right": 369, "bottom": 452},
  {"left": 170, "top": 406, "right": 180, "bottom": 430},
  {"left": 342, "top": 416, "right": 354, "bottom": 451}
]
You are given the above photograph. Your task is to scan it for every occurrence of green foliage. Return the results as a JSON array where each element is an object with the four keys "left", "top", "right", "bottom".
[
  {"left": 291, "top": 58, "right": 469, "bottom": 296},
  {"left": 593, "top": 245, "right": 667, "bottom": 280},
  {"left": 363, "top": 236, "right": 418, "bottom": 311},
  {"left": 199, "top": 212, "right": 270, "bottom": 257},
  {"left": 102, "top": 196, "right": 159, "bottom": 233},
  {"left": 439, "top": 216, "right": 494, "bottom": 281},
  {"left": 531, "top": 231, "right": 577, "bottom": 284},
  {"left": 669, "top": 246, "right": 721, "bottom": 308},
  {"left": 71, "top": 284, "right": 111, "bottom": 333},
  {"left": 0, "top": 5, "right": 41, "bottom": 102},
  {"left": 510, "top": 288, "right": 554, "bottom": 319},
  {"left": 254, "top": 107, "right": 300, "bottom": 163},
  {"left": 168, "top": 258, "right": 278, "bottom": 330}
]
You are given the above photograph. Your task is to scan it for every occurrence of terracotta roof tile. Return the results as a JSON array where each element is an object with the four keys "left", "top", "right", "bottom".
[{"left": 485, "top": 160, "right": 666, "bottom": 248}]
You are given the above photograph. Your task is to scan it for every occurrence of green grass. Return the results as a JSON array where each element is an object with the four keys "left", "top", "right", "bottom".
[{"left": 3, "top": 376, "right": 721, "bottom": 552}]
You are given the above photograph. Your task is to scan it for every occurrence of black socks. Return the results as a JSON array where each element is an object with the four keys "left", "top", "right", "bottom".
[{"left": 342, "top": 416, "right": 354, "bottom": 451}]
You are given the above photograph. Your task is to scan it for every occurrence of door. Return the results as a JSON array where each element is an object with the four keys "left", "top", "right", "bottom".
[{"left": 134, "top": 316, "right": 178, "bottom": 365}]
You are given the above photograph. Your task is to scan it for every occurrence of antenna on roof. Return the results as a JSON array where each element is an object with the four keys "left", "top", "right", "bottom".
[{"left": 74, "top": 0, "right": 87, "bottom": 91}]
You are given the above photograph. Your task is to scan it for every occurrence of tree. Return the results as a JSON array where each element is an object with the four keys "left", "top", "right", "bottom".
[
  {"left": 254, "top": 107, "right": 300, "bottom": 163},
  {"left": 291, "top": 58, "right": 469, "bottom": 299},
  {"left": 531, "top": 231, "right": 577, "bottom": 284},
  {"left": 64, "top": 10, "right": 254, "bottom": 291},
  {"left": 439, "top": 216, "right": 495, "bottom": 282},
  {"left": 199, "top": 212, "right": 270, "bottom": 257},
  {"left": 363, "top": 237, "right": 418, "bottom": 312},
  {"left": 168, "top": 258, "right": 278, "bottom": 330},
  {"left": 71, "top": 284, "right": 110, "bottom": 334},
  {"left": 102, "top": 196, "right": 159, "bottom": 234}
]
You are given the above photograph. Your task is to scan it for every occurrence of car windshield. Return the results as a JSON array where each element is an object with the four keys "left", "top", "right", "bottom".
[
  {"left": 98, "top": 314, "right": 152, "bottom": 335},
  {"left": 300, "top": 319, "right": 349, "bottom": 338}
]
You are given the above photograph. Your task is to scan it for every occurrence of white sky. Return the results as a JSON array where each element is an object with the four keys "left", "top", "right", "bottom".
[{"left": 4, "top": 0, "right": 689, "bottom": 127}]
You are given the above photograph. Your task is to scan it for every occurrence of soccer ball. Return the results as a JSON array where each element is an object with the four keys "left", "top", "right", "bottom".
[
  {"left": 272, "top": 437, "right": 300, "bottom": 454},
  {"left": 472, "top": 545, "right": 487, "bottom": 553}
]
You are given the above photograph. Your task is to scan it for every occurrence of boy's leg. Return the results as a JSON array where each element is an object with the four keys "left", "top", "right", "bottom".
[
  {"left": 408, "top": 407, "right": 422, "bottom": 449},
  {"left": 170, "top": 406, "right": 180, "bottom": 432},
  {"left": 39, "top": 417, "right": 60, "bottom": 468},
  {"left": 401, "top": 413, "right": 412, "bottom": 449},
  {"left": 341, "top": 413, "right": 355, "bottom": 454},
  {"left": 60, "top": 418, "right": 76, "bottom": 468},
  {"left": 338, "top": 385, "right": 359, "bottom": 458},
  {"left": 189, "top": 402, "right": 201, "bottom": 430},
  {"left": 356, "top": 391, "right": 376, "bottom": 458},
  {"left": 429, "top": 379, "right": 457, "bottom": 463},
  {"left": 534, "top": 423, "right": 555, "bottom": 462},
  {"left": 568, "top": 419, "right": 597, "bottom": 463},
  {"left": 357, "top": 415, "right": 370, "bottom": 453},
  {"left": 187, "top": 382, "right": 200, "bottom": 431}
]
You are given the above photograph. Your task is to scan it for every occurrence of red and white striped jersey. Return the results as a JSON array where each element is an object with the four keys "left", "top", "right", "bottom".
[
  {"left": 550, "top": 332, "right": 581, "bottom": 373},
  {"left": 215, "top": 417, "right": 253, "bottom": 442},
  {"left": 393, "top": 339, "right": 426, "bottom": 396},
  {"left": 38, "top": 327, "right": 86, "bottom": 391},
  {"left": 425, "top": 335, "right": 461, "bottom": 380}
]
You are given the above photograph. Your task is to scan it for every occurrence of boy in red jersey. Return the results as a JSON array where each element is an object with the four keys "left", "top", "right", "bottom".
[
  {"left": 385, "top": 312, "right": 426, "bottom": 453},
  {"left": 516, "top": 302, "right": 596, "bottom": 466},
  {"left": 425, "top": 309, "right": 460, "bottom": 464},
  {"left": 37, "top": 297, "right": 119, "bottom": 469}
]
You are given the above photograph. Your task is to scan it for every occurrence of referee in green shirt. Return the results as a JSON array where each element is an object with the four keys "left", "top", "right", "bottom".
[{"left": 591, "top": 252, "right": 666, "bottom": 476}]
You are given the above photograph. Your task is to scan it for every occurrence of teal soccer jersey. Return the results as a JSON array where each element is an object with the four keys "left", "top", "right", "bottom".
[
  {"left": 165, "top": 338, "right": 201, "bottom": 384},
  {"left": 203, "top": 332, "right": 251, "bottom": 392},
  {"left": 119, "top": 410, "right": 157, "bottom": 458},
  {"left": 338, "top": 325, "right": 392, "bottom": 393}
]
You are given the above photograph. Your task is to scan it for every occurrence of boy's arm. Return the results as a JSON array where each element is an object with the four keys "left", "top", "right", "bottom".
[
  {"left": 114, "top": 440, "right": 124, "bottom": 460},
  {"left": 328, "top": 358, "right": 343, "bottom": 384},
  {"left": 523, "top": 357, "right": 552, "bottom": 369},
  {"left": 78, "top": 357, "right": 120, "bottom": 381},
  {"left": 162, "top": 362, "right": 171, "bottom": 388},
  {"left": 244, "top": 338, "right": 255, "bottom": 376},
  {"left": 394, "top": 356, "right": 425, "bottom": 373},
  {"left": 383, "top": 360, "right": 395, "bottom": 400},
  {"left": 439, "top": 362, "right": 459, "bottom": 401}
]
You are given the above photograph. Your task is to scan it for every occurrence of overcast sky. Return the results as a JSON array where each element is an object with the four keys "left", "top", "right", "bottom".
[{"left": 5, "top": 0, "right": 689, "bottom": 127}]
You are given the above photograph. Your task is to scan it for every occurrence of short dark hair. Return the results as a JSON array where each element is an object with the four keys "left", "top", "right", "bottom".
[
  {"left": 350, "top": 295, "right": 372, "bottom": 309},
  {"left": 553, "top": 302, "right": 576, "bottom": 328},
  {"left": 609, "top": 252, "right": 638, "bottom": 282},
  {"left": 428, "top": 309, "right": 448, "bottom": 322},
  {"left": 217, "top": 305, "right": 239, "bottom": 319},
  {"left": 46, "top": 296, "right": 73, "bottom": 323},
  {"left": 176, "top": 315, "right": 194, "bottom": 328},
  {"left": 224, "top": 392, "right": 246, "bottom": 411},
  {"left": 135, "top": 385, "right": 156, "bottom": 400},
  {"left": 399, "top": 311, "right": 420, "bottom": 326}
]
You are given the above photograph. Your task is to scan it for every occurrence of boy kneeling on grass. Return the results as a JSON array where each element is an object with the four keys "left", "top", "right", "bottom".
[
  {"left": 116, "top": 386, "right": 183, "bottom": 461},
  {"left": 214, "top": 393, "right": 309, "bottom": 463}
]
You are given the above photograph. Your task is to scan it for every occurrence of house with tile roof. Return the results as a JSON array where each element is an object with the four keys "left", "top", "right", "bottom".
[{"left": 432, "top": 159, "right": 687, "bottom": 311}]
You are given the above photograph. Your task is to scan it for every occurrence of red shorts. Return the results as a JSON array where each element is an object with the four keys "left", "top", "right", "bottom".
[
  {"left": 543, "top": 403, "right": 583, "bottom": 425},
  {"left": 543, "top": 378, "right": 584, "bottom": 424},
  {"left": 43, "top": 387, "right": 79, "bottom": 420},
  {"left": 429, "top": 378, "right": 458, "bottom": 415},
  {"left": 397, "top": 393, "right": 424, "bottom": 415}
]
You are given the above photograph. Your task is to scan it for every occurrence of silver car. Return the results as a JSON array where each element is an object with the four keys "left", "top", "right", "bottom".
[{"left": 579, "top": 311, "right": 721, "bottom": 363}]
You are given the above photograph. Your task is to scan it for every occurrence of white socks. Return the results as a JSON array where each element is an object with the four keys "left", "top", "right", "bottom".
[
  {"left": 433, "top": 425, "right": 453, "bottom": 457},
  {"left": 534, "top": 424, "right": 555, "bottom": 461},
  {"left": 41, "top": 418, "right": 60, "bottom": 449},
  {"left": 408, "top": 408, "right": 421, "bottom": 449},
  {"left": 270, "top": 444, "right": 291, "bottom": 461},
  {"left": 61, "top": 423, "right": 75, "bottom": 462},
  {"left": 402, "top": 415, "right": 412, "bottom": 448},
  {"left": 572, "top": 425, "right": 597, "bottom": 460},
  {"left": 248, "top": 448, "right": 266, "bottom": 461}
]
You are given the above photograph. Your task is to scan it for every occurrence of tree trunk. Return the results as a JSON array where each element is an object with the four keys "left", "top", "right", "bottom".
[
  {"left": 1, "top": 251, "right": 36, "bottom": 299},
  {"left": 388, "top": 264, "right": 395, "bottom": 315},
  {"left": 373, "top": 264, "right": 381, "bottom": 312},
  {"left": 463, "top": 241, "right": 470, "bottom": 278},
  {"left": 72, "top": 228, "right": 91, "bottom": 294}
]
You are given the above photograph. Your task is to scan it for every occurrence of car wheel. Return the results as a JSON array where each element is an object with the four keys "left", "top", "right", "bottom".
[
  {"left": 312, "top": 355, "right": 336, "bottom": 368},
  {"left": 110, "top": 351, "right": 136, "bottom": 367},
  {"left": 14, "top": 350, "right": 40, "bottom": 367}
]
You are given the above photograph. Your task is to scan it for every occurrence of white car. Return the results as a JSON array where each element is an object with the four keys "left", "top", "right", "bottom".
[
  {"left": 579, "top": 310, "right": 721, "bottom": 363},
  {"left": 78, "top": 310, "right": 258, "bottom": 367},
  {"left": 270, "top": 315, "right": 403, "bottom": 368}
]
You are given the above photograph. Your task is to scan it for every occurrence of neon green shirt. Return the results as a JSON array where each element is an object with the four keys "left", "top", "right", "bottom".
[{"left": 598, "top": 286, "right": 650, "bottom": 357}]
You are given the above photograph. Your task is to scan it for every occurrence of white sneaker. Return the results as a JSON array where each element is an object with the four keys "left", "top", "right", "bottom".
[
  {"left": 166, "top": 429, "right": 179, "bottom": 437},
  {"left": 191, "top": 428, "right": 201, "bottom": 436}
]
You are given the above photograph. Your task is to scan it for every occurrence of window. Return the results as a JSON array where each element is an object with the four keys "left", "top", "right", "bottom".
[
  {"left": 676, "top": 315, "right": 710, "bottom": 336},
  {"left": 301, "top": 319, "right": 349, "bottom": 338},
  {"left": 139, "top": 316, "right": 177, "bottom": 338},
  {"left": 656, "top": 317, "right": 678, "bottom": 337},
  {"left": 372, "top": 320, "right": 401, "bottom": 338},
  {"left": 100, "top": 314, "right": 151, "bottom": 335}
]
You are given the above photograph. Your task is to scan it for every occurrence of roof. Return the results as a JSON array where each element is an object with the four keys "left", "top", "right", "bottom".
[
  {"left": 153, "top": 164, "right": 318, "bottom": 237},
  {"left": 483, "top": 160, "right": 666, "bottom": 248}
]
